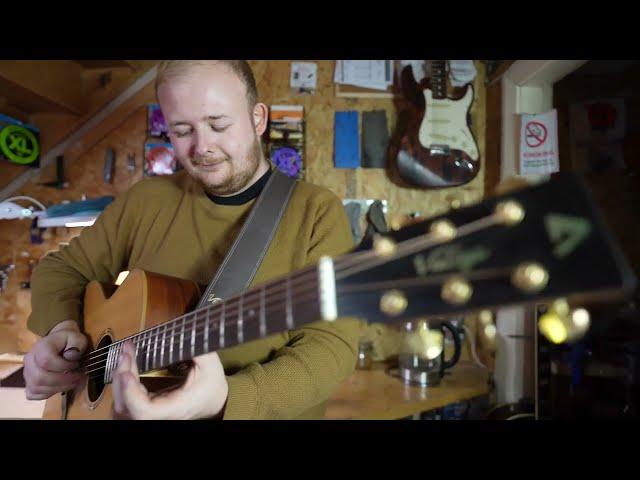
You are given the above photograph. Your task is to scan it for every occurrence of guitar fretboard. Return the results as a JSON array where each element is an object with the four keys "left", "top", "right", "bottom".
[
  {"left": 100, "top": 267, "right": 322, "bottom": 383},
  {"left": 431, "top": 60, "right": 447, "bottom": 99}
]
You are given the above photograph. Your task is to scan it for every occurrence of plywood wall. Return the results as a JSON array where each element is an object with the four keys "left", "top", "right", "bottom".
[
  {"left": 252, "top": 60, "right": 486, "bottom": 220},
  {"left": 0, "top": 60, "right": 487, "bottom": 354}
]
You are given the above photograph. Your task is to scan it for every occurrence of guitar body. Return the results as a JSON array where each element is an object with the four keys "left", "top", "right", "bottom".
[
  {"left": 419, "top": 85, "right": 479, "bottom": 162},
  {"left": 395, "top": 63, "right": 480, "bottom": 189},
  {"left": 42, "top": 270, "right": 200, "bottom": 420}
]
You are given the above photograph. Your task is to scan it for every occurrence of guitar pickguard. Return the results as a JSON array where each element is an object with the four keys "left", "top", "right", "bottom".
[{"left": 418, "top": 85, "right": 479, "bottom": 161}]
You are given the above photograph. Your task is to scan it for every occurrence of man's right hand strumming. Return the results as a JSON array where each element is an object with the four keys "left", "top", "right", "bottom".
[{"left": 23, "top": 320, "right": 89, "bottom": 400}]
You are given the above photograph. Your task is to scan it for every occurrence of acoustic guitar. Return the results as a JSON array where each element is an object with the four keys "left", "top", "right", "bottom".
[{"left": 43, "top": 174, "right": 636, "bottom": 419}]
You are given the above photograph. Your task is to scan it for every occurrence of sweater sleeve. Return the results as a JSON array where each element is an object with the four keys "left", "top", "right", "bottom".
[
  {"left": 27, "top": 189, "right": 137, "bottom": 337},
  {"left": 223, "top": 191, "right": 362, "bottom": 419}
]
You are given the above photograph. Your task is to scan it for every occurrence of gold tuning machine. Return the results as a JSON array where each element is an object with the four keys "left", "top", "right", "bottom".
[
  {"left": 538, "top": 298, "right": 591, "bottom": 344},
  {"left": 429, "top": 220, "right": 457, "bottom": 242},
  {"left": 495, "top": 200, "right": 525, "bottom": 226},
  {"left": 373, "top": 235, "right": 397, "bottom": 257},
  {"left": 441, "top": 276, "right": 473, "bottom": 305},
  {"left": 380, "top": 289, "right": 408, "bottom": 317},
  {"left": 511, "top": 262, "right": 549, "bottom": 293}
]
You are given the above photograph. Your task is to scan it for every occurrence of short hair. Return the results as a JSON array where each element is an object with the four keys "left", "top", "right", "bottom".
[{"left": 155, "top": 60, "right": 258, "bottom": 110}]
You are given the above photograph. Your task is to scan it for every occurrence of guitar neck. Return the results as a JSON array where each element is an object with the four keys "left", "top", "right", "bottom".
[
  {"left": 102, "top": 266, "right": 323, "bottom": 380},
  {"left": 430, "top": 60, "right": 448, "bottom": 99},
  {"left": 91, "top": 174, "right": 636, "bottom": 384}
]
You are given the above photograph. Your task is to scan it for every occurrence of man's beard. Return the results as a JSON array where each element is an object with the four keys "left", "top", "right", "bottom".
[{"left": 193, "top": 138, "right": 264, "bottom": 196}]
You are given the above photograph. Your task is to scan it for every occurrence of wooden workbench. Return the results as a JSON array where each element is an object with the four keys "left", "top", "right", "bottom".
[{"left": 325, "top": 361, "right": 491, "bottom": 420}]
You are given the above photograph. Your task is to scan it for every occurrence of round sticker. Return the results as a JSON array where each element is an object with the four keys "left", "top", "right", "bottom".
[
  {"left": 0, "top": 125, "right": 40, "bottom": 165},
  {"left": 271, "top": 147, "right": 302, "bottom": 177}
]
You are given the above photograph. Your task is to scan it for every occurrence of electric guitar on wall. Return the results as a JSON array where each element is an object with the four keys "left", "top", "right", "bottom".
[
  {"left": 395, "top": 60, "right": 480, "bottom": 189},
  {"left": 43, "top": 174, "right": 636, "bottom": 419}
]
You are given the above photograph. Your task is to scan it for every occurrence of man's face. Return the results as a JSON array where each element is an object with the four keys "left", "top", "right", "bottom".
[{"left": 158, "top": 63, "right": 267, "bottom": 195}]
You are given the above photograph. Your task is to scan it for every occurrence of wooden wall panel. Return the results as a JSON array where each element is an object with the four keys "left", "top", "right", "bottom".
[{"left": 1, "top": 60, "right": 488, "bottom": 354}]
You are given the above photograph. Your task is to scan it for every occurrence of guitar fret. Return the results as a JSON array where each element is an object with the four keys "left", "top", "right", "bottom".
[
  {"left": 204, "top": 308, "right": 210, "bottom": 353},
  {"left": 220, "top": 302, "right": 225, "bottom": 348},
  {"left": 260, "top": 285, "right": 266, "bottom": 337},
  {"left": 180, "top": 317, "right": 185, "bottom": 361},
  {"left": 153, "top": 327, "right": 159, "bottom": 370},
  {"left": 286, "top": 276, "right": 293, "bottom": 329},
  {"left": 238, "top": 295, "right": 244, "bottom": 344},
  {"left": 161, "top": 324, "right": 167, "bottom": 367},
  {"left": 190, "top": 313, "right": 196, "bottom": 358},
  {"left": 145, "top": 331, "right": 151, "bottom": 372},
  {"left": 169, "top": 321, "right": 175, "bottom": 364},
  {"left": 118, "top": 342, "right": 124, "bottom": 378},
  {"left": 134, "top": 336, "right": 140, "bottom": 372},
  {"left": 138, "top": 334, "right": 144, "bottom": 372}
]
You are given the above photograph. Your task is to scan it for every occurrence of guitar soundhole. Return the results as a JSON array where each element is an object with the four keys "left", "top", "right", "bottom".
[{"left": 87, "top": 334, "right": 112, "bottom": 404}]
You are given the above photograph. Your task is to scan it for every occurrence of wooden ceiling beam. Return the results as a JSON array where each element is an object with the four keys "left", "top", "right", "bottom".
[{"left": 0, "top": 61, "right": 86, "bottom": 115}]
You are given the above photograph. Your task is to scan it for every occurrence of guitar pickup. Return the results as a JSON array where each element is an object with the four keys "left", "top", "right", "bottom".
[{"left": 429, "top": 144, "right": 451, "bottom": 156}]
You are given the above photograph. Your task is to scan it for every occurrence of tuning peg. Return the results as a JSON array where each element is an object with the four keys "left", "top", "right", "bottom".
[
  {"left": 538, "top": 299, "right": 591, "bottom": 344},
  {"left": 373, "top": 235, "right": 397, "bottom": 257},
  {"left": 429, "top": 220, "right": 457, "bottom": 242},
  {"left": 389, "top": 213, "right": 422, "bottom": 231},
  {"left": 495, "top": 200, "right": 525, "bottom": 226},
  {"left": 380, "top": 289, "right": 408, "bottom": 317},
  {"left": 511, "top": 262, "right": 549, "bottom": 293},
  {"left": 441, "top": 276, "right": 473, "bottom": 305}
]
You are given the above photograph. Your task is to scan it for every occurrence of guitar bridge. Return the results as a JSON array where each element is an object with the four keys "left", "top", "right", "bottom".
[{"left": 429, "top": 144, "right": 451, "bottom": 156}]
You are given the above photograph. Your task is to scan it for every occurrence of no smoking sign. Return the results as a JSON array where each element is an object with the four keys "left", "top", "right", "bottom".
[
  {"left": 520, "top": 110, "right": 559, "bottom": 176},
  {"left": 525, "top": 121, "right": 547, "bottom": 148}
]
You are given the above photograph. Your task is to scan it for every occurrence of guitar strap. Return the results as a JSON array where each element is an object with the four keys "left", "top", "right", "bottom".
[{"left": 196, "top": 168, "right": 297, "bottom": 308}]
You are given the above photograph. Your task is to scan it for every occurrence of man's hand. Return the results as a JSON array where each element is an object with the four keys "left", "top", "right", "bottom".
[
  {"left": 112, "top": 341, "right": 229, "bottom": 420},
  {"left": 23, "top": 320, "right": 89, "bottom": 400}
]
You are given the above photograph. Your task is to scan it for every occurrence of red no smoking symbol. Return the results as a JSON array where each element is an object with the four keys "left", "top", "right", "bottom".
[{"left": 525, "top": 121, "right": 547, "bottom": 148}]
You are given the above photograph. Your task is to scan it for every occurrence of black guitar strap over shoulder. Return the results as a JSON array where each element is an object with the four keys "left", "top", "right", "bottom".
[{"left": 196, "top": 168, "right": 297, "bottom": 308}]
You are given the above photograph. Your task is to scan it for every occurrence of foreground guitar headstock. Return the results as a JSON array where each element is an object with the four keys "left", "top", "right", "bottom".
[{"left": 334, "top": 174, "right": 636, "bottom": 338}]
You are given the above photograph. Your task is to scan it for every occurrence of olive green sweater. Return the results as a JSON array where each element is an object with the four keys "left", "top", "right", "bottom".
[{"left": 28, "top": 169, "right": 360, "bottom": 419}]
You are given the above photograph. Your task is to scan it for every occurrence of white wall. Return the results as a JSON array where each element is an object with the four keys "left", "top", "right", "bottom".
[{"left": 494, "top": 60, "right": 587, "bottom": 405}]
